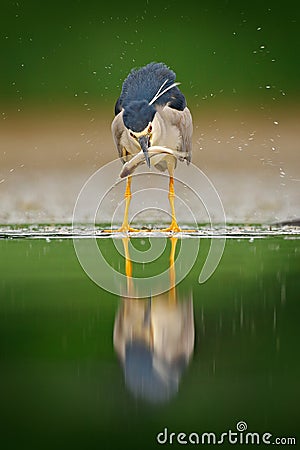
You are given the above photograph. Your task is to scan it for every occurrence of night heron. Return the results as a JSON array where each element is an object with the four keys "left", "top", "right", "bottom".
[{"left": 112, "top": 62, "right": 193, "bottom": 232}]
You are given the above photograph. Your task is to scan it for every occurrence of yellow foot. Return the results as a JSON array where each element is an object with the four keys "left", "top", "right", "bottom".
[
  {"left": 118, "top": 225, "right": 139, "bottom": 233},
  {"left": 102, "top": 225, "right": 138, "bottom": 233},
  {"left": 160, "top": 222, "right": 181, "bottom": 233}
]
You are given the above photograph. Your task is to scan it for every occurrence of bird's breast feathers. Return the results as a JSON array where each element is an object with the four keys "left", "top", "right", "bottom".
[
  {"left": 112, "top": 104, "right": 192, "bottom": 162},
  {"left": 152, "top": 106, "right": 182, "bottom": 150}
]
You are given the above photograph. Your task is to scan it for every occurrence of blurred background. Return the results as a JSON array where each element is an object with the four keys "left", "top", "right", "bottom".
[{"left": 1, "top": 0, "right": 299, "bottom": 223}]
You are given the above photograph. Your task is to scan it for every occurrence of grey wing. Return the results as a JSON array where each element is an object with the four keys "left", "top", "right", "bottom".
[
  {"left": 165, "top": 106, "right": 193, "bottom": 164},
  {"left": 111, "top": 111, "right": 130, "bottom": 164}
]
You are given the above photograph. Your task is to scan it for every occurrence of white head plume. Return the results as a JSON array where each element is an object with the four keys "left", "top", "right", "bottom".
[{"left": 149, "top": 79, "right": 181, "bottom": 106}]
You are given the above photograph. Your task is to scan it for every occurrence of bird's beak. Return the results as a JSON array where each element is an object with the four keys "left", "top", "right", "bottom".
[{"left": 138, "top": 135, "right": 150, "bottom": 168}]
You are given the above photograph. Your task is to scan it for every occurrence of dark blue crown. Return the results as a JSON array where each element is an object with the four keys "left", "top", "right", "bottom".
[{"left": 123, "top": 100, "right": 156, "bottom": 132}]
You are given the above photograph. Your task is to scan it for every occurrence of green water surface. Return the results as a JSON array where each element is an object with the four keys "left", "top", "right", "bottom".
[{"left": 0, "top": 237, "right": 299, "bottom": 449}]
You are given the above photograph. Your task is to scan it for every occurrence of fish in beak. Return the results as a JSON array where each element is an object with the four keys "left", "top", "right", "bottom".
[{"left": 138, "top": 135, "right": 151, "bottom": 168}]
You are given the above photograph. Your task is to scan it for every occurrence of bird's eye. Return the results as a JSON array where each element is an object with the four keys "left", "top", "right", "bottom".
[
  {"left": 148, "top": 125, "right": 152, "bottom": 133},
  {"left": 130, "top": 132, "right": 135, "bottom": 139}
]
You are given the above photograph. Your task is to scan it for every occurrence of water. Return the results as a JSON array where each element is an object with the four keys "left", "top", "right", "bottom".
[{"left": 0, "top": 229, "right": 299, "bottom": 449}]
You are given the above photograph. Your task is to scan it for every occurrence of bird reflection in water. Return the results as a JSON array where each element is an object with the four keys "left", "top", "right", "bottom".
[{"left": 113, "top": 237, "right": 194, "bottom": 404}]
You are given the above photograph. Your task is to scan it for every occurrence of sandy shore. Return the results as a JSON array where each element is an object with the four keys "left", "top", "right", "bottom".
[{"left": 0, "top": 107, "right": 299, "bottom": 224}]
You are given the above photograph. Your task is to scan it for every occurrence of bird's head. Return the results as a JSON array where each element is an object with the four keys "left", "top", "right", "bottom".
[{"left": 123, "top": 100, "right": 156, "bottom": 167}]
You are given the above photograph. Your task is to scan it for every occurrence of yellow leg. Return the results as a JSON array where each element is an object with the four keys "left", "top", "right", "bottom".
[
  {"left": 118, "top": 176, "right": 140, "bottom": 232},
  {"left": 161, "top": 176, "right": 181, "bottom": 233},
  {"left": 103, "top": 176, "right": 138, "bottom": 233}
]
